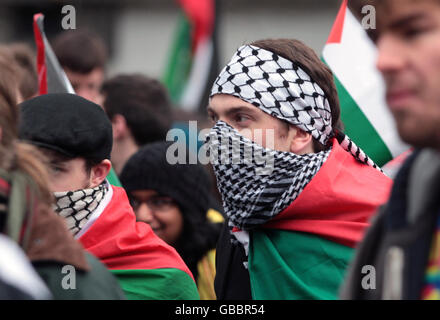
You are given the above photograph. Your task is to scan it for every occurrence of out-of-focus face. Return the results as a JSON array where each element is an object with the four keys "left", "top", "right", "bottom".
[
  {"left": 129, "top": 189, "right": 183, "bottom": 245},
  {"left": 65, "top": 67, "right": 104, "bottom": 105},
  {"left": 375, "top": 0, "right": 440, "bottom": 148},
  {"left": 207, "top": 94, "right": 298, "bottom": 152}
]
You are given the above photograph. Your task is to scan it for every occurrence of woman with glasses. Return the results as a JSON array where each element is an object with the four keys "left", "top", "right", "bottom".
[{"left": 120, "top": 141, "right": 224, "bottom": 299}]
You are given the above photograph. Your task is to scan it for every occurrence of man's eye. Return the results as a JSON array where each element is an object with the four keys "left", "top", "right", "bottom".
[
  {"left": 50, "top": 165, "right": 64, "bottom": 174},
  {"left": 404, "top": 28, "right": 422, "bottom": 38},
  {"left": 402, "top": 25, "right": 432, "bottom": 39},
  {"left": 235, "top": 114, "right": 250, "bottom": 124}
]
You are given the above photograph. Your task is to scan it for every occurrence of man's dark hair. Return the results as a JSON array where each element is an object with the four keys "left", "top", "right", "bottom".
[
  {"left": 52, "top": 30, "right": 107, "bottom": 74},
  {"left": 250, "top": 39, "right": 344, "bottom": 151},
  {"left": 101, "top": 74, "right": 173, "bottom": 146}
]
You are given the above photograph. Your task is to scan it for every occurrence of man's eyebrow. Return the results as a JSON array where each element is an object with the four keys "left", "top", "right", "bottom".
[
  {"left": 388, "top": 12, "right": 429, "bottom": 30},
  {"left": 48, "top": 158, "right": 65, "bottom": 166},
  {"left": 225, "top": 105, "right": 257, "bottom": 117},
  {"left": 371, "top": 12, "right": 429, "bottom": 43},
  {"left": 207, "top": 105, "right": 257, "bottom": 117}
]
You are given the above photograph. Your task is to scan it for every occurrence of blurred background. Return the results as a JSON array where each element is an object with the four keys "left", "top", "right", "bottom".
[{"left": 0, "top": 0, "right": 341, "bottom": 80}]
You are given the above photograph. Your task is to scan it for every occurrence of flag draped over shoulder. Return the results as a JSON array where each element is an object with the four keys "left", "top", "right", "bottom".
[
  {"left": 33, "top": 13, "right": 121, "bottom": 187},
  {"left": 242, "top": 3, "right": 398, "bottom": 299},
  {"left": 79, "top": 186, "right": 199, "bottom": 300},
  {"left": 163, "top": 0, "right": 219, "bottom": 113},
  {"left": 245, "top": 139, "right": 392, "bottom": 299},
  {"left": 321, "top": 0, "right": 409, "bottom": 167}
]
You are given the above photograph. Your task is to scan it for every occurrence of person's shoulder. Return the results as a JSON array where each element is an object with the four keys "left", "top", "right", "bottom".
[
  {"left": 33, "top": 253, "right": 125, "bottom": 300},
  {"left": 81, "top": 252, "right": 126, "bottom": 299},
  {"left": 0, "top": 234, "right": 51, "bottom": 300}
]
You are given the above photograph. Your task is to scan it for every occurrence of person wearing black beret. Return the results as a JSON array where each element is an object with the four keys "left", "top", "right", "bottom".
[
  {"left": 18, "top": 93, "right": 199, "bottom": 300},
  {"left": 120, "top": 141, "right": 224, "bottom": 299}
]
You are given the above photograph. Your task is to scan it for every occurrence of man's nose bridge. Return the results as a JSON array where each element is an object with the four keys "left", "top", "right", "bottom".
[{"left": 376, "top": 35, "right": 403, "bottom": 70}]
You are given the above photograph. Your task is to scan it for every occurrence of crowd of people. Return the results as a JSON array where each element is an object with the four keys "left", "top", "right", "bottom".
[{"left": 1, "top": 0, "right": 440, "bottom": 300}]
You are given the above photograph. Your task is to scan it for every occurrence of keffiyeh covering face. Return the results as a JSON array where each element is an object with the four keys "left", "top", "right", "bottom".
[
  {"left": 54, "top": 183, "right": 108, "bottom": 236},
  {"left": 208, "top": 45, "right": 383, "bottom": 231},
  {"left": 210, "top": 44, "right": 382, "bottom": 171},
  {"left": 206, "top": 121, "right": 330, "bottom": 230}
]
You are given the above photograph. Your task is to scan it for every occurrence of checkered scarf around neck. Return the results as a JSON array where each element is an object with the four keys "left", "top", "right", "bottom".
[
  {"left": 205, "top": 121, "right": 331, "bottom": 231},
  {"left": 210, "top": 44, "right": 382, "bottom": 172},
  {"left": 53, "top": 183, "right": 108, "bottom": 236}
]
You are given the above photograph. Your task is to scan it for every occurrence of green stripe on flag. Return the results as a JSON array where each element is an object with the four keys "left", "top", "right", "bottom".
[
  {"left": 111, "top": 268, "right": 200, "bottom": 300},
  {"left": 334, "top": 76, "right": 392, "bottom": 166},
  {"left": 163, "top": 13, "right": 193, "bottom": 103},
  {"left": 322, "top": 58, "right": 393, "bottom": 166},
  {"left": 248, "top": 229, "right": 354, "bottom": 300},
  {"left": 106, "top": 167, "right": 122, "bottom": 187}
]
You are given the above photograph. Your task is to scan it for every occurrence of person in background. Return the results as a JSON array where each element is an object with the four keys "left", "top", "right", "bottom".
[
  {"left": 0, "top": 50, "right": 125, "bottom": 300},
  {"left": 0, "top": 43, "right": 39, "bottom": 102},
  {"left": 341, "top": 0, "right": 440, "bottom": 300},
  {"left": 206, "top": 38, "right": 392, "bottom": 299},
  {"left": 18, "top": 93, "right": 199, "bottom": 300},
  {"left": 101, "top": 74, "right": 173, "bottom": 175},
  {"left": 120, "top": 141, "right": 224, "bottom": 299},
  {"left": 52, "top": 30, "right": 107, "bottom": 105}
]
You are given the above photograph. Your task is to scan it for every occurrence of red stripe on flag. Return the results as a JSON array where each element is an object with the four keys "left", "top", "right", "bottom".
[
  {"left": 178, "top": 0, "right": 214, "bottom": 52},
  {"left": 33, "top": 13, "right": 47, "bottom": 95},
  {"left": 79, "top": 186, "right": 195, "bottom": 280},
  {"left": 263, "top": 138, "right": 392, "bottom": 248},
  {"left": 0, "top": 178, "right": 10, "bottom": 193},
  {"left": 326, "top": 0, "right": 347, "bottom": 44}
]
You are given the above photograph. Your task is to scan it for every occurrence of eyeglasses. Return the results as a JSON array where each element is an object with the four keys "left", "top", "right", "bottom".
[{"left": 129, "top": 195, "right": 177, "bottom": 212}]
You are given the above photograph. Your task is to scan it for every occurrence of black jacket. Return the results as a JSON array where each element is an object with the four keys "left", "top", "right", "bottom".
[
  {"left": 340, "top": 149, "right": 440, "bottom": 299},
  {"left": 214, "top": 221, "right": 252, "bottom": 300}
]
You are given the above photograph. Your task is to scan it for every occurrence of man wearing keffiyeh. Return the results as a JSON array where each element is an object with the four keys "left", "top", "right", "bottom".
[
  {"left": 207, "top": 38, "right": 393, "bottom": 300},
  {"left": 18, "top": 93, "right": 199, "bottom": 300}
]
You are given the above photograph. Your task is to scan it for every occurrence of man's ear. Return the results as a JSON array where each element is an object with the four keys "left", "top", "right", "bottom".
[
  {"left": 89, "top": 159, "right": 112, "bottom": 188},
  {"left": 112, "top": 114, "right": 128, "bottom": 140},
  {"left": 289, "top": 127, "right": 314, "bottom": 155}
]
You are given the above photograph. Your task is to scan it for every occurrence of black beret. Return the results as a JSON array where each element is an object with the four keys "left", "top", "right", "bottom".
[{"left": 18, "top": 93, "right": 112, "bottom": 162}]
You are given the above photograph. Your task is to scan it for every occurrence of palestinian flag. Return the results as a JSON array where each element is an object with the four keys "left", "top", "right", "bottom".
[
  {"left": 33, "top": 13, "right": 121, "bottom": 187},
  {"left": 163, "top": 0, "right": 219, "bottom": 113},
  {"left": 79, "top": 186, "right": 199, "bottom": 300},
  {"left": 244, "top": 139, "right": 393, "bottom": 299},
  {"left": 322, "top": 0, "right": 409, "bottom": 167}
]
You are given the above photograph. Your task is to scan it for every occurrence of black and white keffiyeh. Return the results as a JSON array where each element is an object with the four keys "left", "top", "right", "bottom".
[
  {"left": 206, "top": 121, "right": 330, "bottom": 230},
  {"left": 211, "top": 44, "right": 332, "bottom": 145},
  {"left": 210, "top": 44, "right": 381, "bottom": 171},
  {"left": 53, "top": 183, "right": 108, "bottom": 236}
]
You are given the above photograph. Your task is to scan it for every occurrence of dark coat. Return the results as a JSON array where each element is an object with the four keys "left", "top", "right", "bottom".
[{"left": 340, "top": 149, "right": 440, "bottom": 299}]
